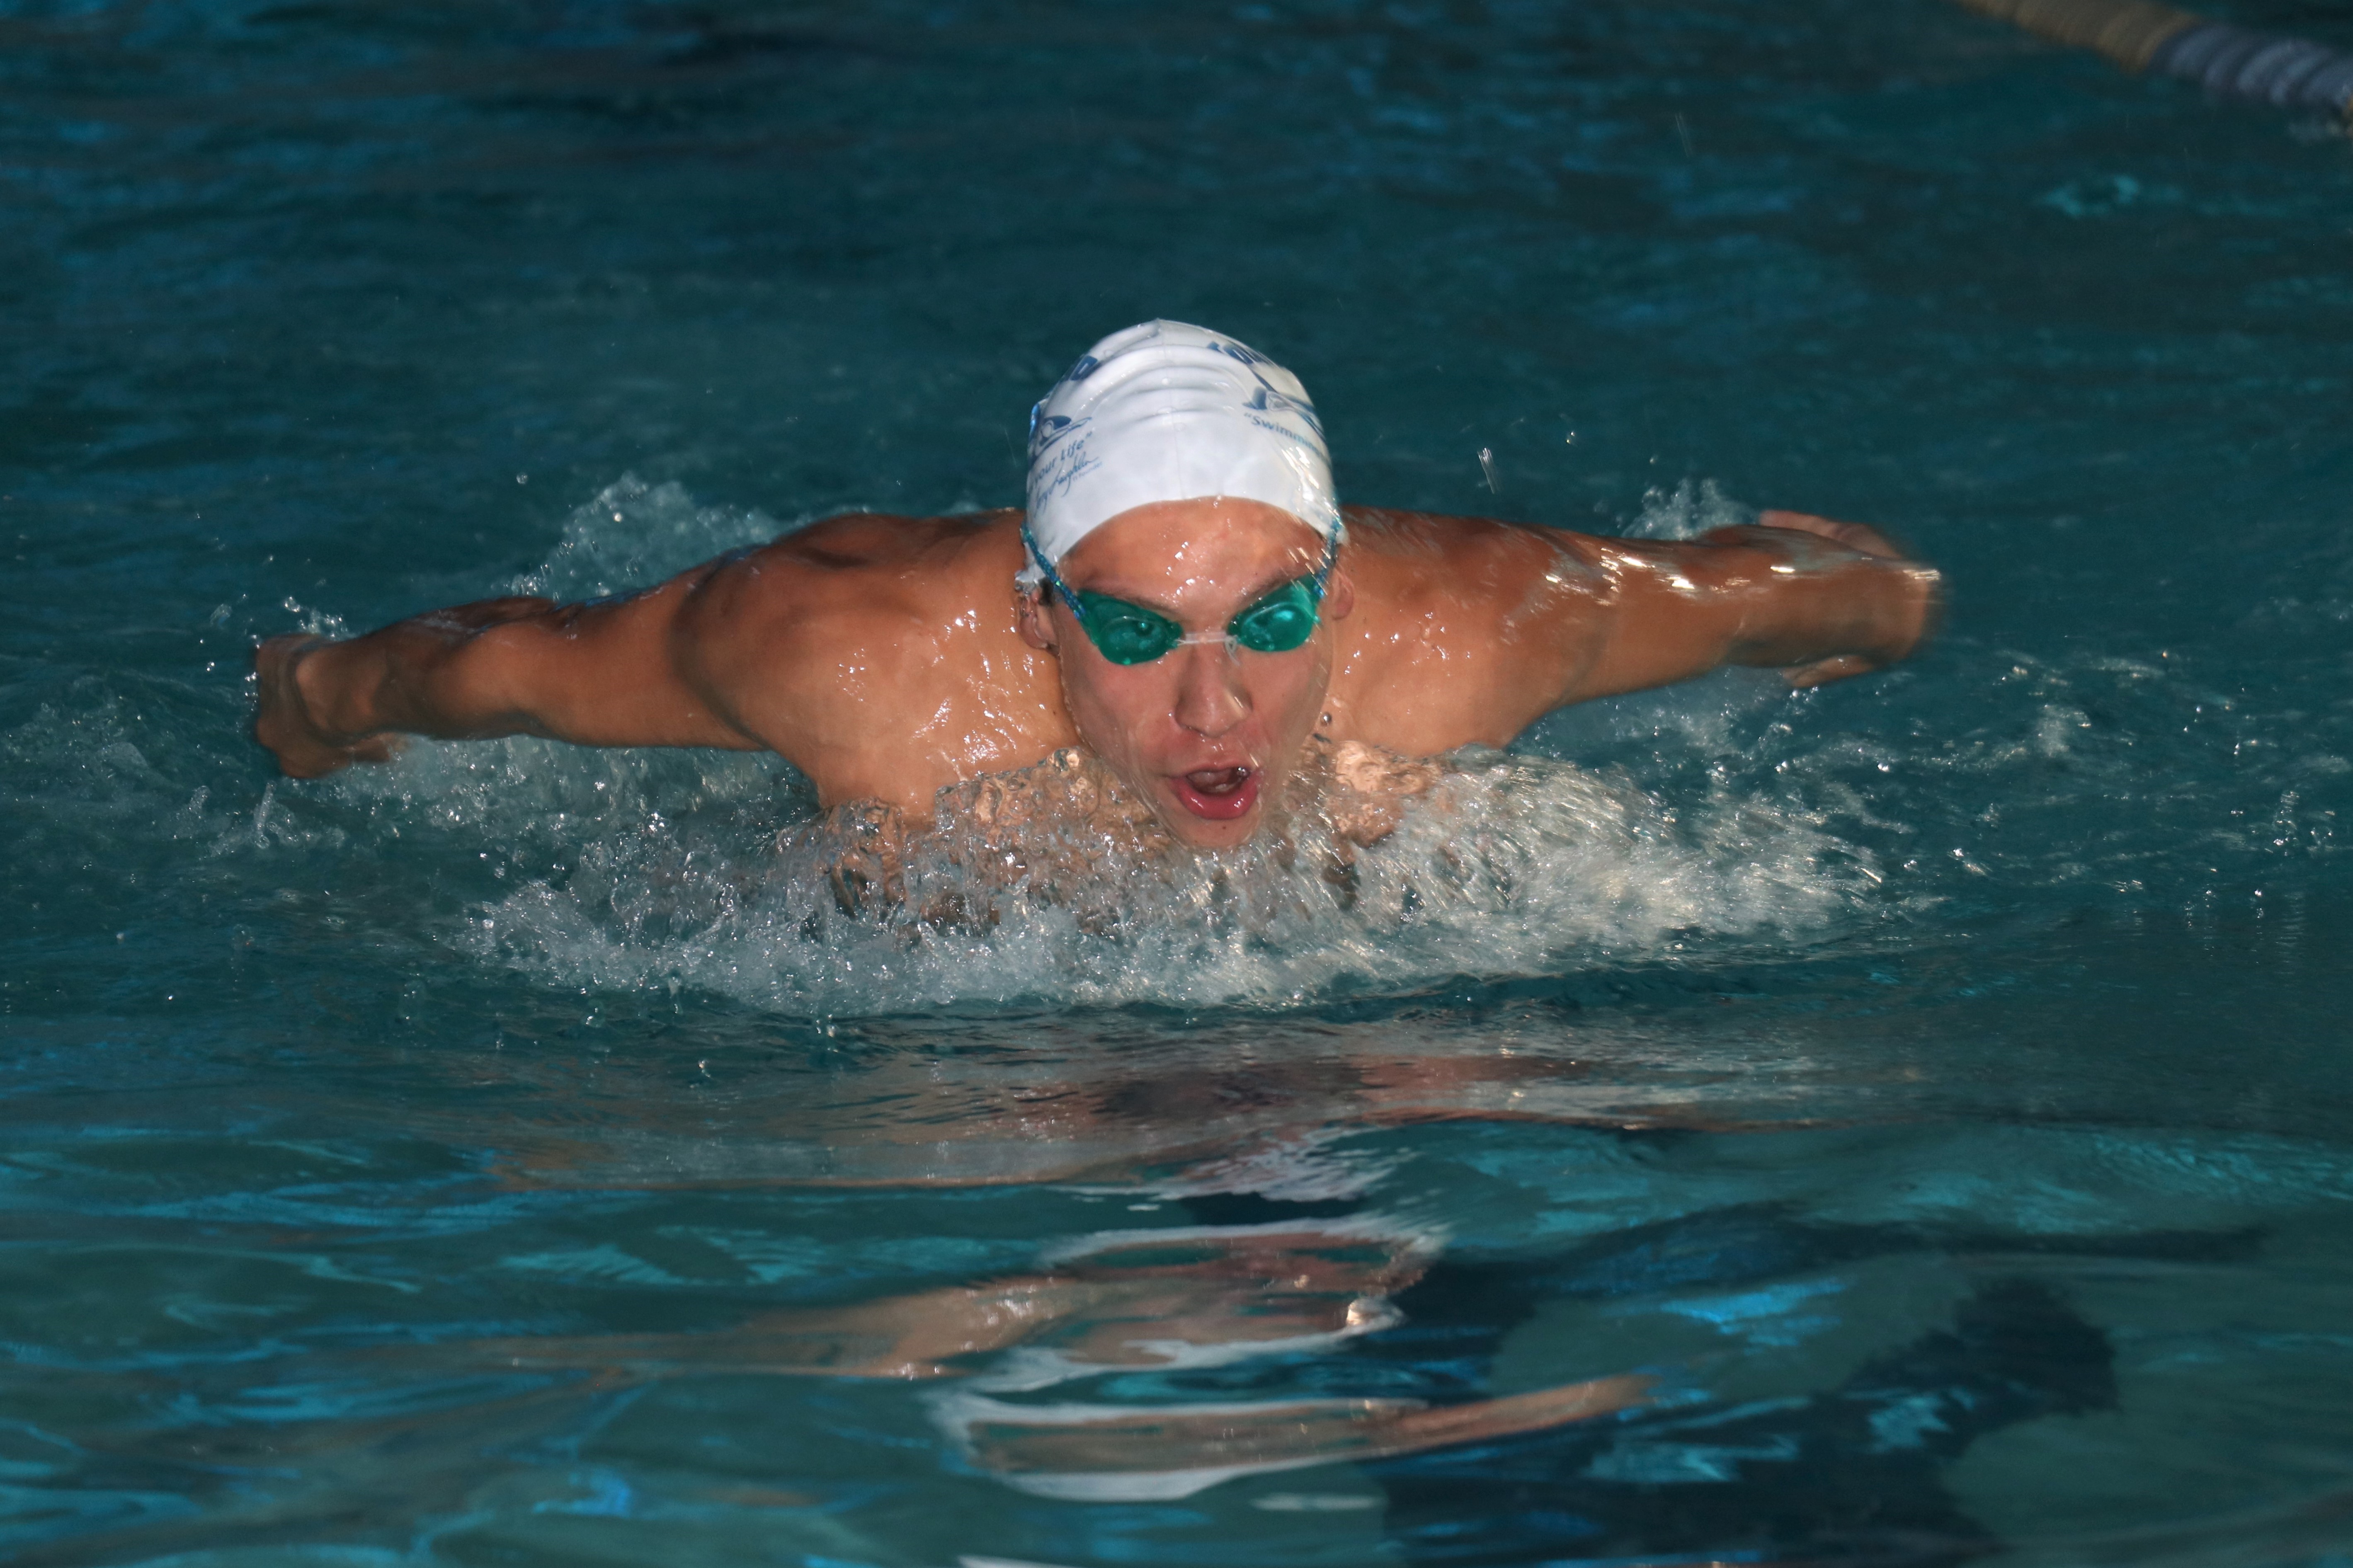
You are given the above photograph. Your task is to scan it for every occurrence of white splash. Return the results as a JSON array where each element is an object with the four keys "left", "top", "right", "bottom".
[{"left": 446, "top": 746, "right": 1875, "bottom": 1013}]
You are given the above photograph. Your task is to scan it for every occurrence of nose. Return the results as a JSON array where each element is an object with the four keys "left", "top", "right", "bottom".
[{"left": 1171, "top": 640, "right": 1249, "bottom": 738}]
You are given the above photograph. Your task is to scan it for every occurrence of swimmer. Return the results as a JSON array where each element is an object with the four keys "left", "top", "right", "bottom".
[{"left": 252, "top": 320, "right": 1940, "bottom": 851}]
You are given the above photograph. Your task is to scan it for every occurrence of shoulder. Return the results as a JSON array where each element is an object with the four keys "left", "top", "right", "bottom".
[
  {"left": 685, "top": 509, "right": 1023, "bottom": 613},
  {"left": 1323, "top": 509, "right": 1611, "bottom": 755},
  {"left": 1339, "top": 507, "right": 1592, "bottom": 601},
  {"left": 770, "top": 508, "right": 1023, "bottom": 574},
  {"left": 1336, "top": 509, "right": 1607, "bottom": 637},
  {"left": 669, "top": 509, "right": 1060, "bottom": 801},
  {"left": 672, "top": 509, "right": 1021, "bottom": 655}
]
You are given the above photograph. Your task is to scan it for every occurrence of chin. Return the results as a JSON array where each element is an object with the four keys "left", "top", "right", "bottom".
[{"left": 1161, "top": 812, "right": 1263, "bottom": 850}]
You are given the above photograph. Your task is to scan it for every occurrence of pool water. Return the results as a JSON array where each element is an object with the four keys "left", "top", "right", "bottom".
[{"left": 6, "top": 1, "right": 2353, "bottom": 1563}]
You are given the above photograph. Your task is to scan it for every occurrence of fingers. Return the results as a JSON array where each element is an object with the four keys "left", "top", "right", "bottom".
[
  {"left": 1752, "top": 514, "right": 1940, "bottom": 679},
  {"left": 268, "top": 747, "right": 349, "bottom": 780},
  {"left": 1754, "top": 509, "right": 1902, "bottom": 560},
  {"left": 1781, "top": 653, "right": 1877, "bottom": 688},
  {"left": 260, "top": 730, "right": 378, "bottom": 778},
  {"left": 252, "top": 633, "right": 398, "bottom": 777},
  {"left": 252, "top": 631, "right": 323, "bottom": 685}
]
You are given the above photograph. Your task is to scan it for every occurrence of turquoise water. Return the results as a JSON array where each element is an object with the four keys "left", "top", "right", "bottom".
[{"left": 7, "top": 1, "right": 2353, "bottom": 1563}]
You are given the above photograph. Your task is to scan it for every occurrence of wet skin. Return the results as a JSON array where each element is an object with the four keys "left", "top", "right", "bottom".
[{"left": 252, "top": 500, "right": 1939, "bottom": 848}]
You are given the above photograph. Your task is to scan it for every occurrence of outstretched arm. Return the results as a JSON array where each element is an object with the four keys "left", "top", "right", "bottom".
[
  {"left": 252, "top": 565, "right": 757, "bottom": 778},
  {"left": 1554, "top": 510, "right": 1941, "bottom": 704}
]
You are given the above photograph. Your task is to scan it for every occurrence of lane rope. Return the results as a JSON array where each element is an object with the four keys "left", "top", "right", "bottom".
[{"left": 1951, "top": 0, "right": 2353, "bottom": 115}]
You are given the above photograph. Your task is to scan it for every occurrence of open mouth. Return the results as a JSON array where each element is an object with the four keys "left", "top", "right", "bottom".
[{"left": 1169, "top": 765, "right": 1259, "bottom": 822}]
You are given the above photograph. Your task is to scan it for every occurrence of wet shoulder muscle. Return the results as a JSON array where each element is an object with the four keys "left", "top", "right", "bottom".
[
  {"left": 676, "top": 511, "right": 1065, "bottom": 806},
  {"left": 1331, "top": 509, "right": 1602, "bottom": 755}
]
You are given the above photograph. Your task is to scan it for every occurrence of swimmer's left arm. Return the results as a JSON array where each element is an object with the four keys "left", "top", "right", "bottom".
[{"left": 1541, "top": 511, "right": 1942, "bottom": 705}]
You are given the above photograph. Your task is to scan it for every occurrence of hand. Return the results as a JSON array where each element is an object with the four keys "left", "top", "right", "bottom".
[
  {"left": 252, "top": 634, "right": 404, "bottom": 778},
  {"left": 1753, "top": 508, "right": 1907, "bottom": 560},
  {"left": 1752, "top": 509, "right": 1941, "bottom": 688}
]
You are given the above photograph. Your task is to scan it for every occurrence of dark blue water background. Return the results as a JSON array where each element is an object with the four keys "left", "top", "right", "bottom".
[{"left": 5, "top": 1, "right": 2353, "bottom": 1563}]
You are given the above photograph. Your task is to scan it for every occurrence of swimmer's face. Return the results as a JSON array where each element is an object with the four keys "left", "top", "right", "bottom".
[{"left": 1017, "top": 498, "right": 1354, "bottom": 850}]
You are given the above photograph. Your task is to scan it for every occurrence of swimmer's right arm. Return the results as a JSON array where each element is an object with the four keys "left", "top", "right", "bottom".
[{"left": 252, "top": 564, "right": 760, "bottom": 778}]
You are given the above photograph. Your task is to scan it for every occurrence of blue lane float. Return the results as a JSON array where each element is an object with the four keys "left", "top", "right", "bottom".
[
  {"left": 2154, "top": 22, "right": 2353, "bottom": 111},
  {"left": 1953, "top": 0, "right": 2353, "bottom": 115}
]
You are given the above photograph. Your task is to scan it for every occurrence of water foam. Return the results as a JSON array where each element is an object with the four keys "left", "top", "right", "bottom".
[{"left": 445, "top": 746, "right": 1875, "bottom": 1013}]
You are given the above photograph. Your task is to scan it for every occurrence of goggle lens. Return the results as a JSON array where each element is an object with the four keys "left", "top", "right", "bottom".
[
  {"left": 1228, "top": 579, "right": 1319, "bottom": 653},
  {"left": 1068, "top": 576, "right": 1321, "bottom": 666},
  {"left": 1032, "top": 522, "right": 1339, "bottom": 668},
  {"left": 1072, "top": 594, "right": 1185, "bottom": 665}
]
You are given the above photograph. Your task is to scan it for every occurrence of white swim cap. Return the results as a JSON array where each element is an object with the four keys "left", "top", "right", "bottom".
[{"left": 1019, "top": 320, "right": 1341, "bottom": 588}]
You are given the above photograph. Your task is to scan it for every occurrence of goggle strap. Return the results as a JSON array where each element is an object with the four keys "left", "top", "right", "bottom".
[{"left": 1305, "top": 526, "right": 1340, "bottom": 600}]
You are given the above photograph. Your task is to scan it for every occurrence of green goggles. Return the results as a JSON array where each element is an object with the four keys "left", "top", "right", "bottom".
[{"left": 1024, "top": 521, "right": 1340, "bottom": 667}]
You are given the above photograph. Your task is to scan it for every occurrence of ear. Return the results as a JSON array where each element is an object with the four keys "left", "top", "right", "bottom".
[
  {"left": 1016, "top": 588, "right": 1058, "bottom": 652},
  {"left": 1322, "top": 568, "right": 1356, "bottom": 622}
]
